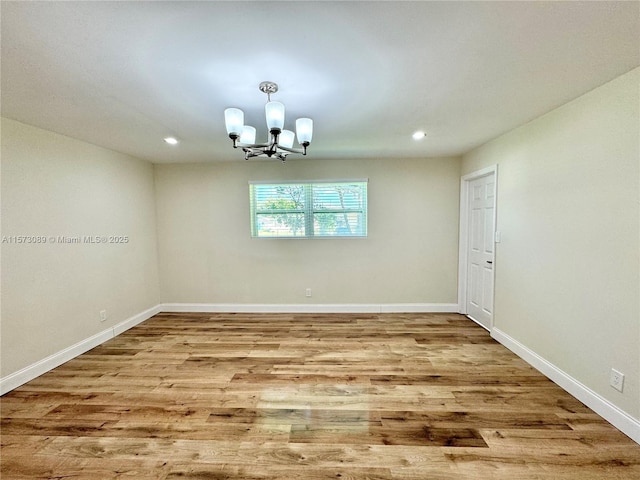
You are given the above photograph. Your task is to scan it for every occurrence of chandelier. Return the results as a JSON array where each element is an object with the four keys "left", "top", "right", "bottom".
[{"left": 224, "top": 81, "right": 313, "bottom": 162}]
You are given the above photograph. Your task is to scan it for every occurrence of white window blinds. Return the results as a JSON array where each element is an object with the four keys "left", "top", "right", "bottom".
[{"left": 249, "top": 181, "right": 368, "bottom": 238}]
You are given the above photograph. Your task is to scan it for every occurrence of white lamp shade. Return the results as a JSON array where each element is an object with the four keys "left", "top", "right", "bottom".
[
  {"left": 296, "top": 118, "right": 313, "bottom": 144},
  {"left": 279, "top": 130, "right": 295, "bottom": 149},
  {"left": 240, "top": 125, "right": 256, "bottom": 144},
  {"left": 265, "top": 101, "right": 285, "bottom": 130},
  {"left": 224, "top": 108, "right": 244, "bottom": 136}
]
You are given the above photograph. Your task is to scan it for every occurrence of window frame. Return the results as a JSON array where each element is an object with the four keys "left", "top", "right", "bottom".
[{"left": 249, "top": 179, "right": 368, "bottom": 239}]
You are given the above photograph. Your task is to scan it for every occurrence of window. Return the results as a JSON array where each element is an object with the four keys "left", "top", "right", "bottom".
[{"left": 249, "top": 180, "right": 368, "bottom": 238}]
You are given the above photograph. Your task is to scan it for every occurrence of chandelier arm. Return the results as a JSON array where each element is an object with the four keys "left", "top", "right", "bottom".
[
  {"left": 242, "top": 147, "right": 263, "bottom": 154},
  {"left": 275, "top": 145, "right": 307, "bottom": 155},
  {"left": 242, "top": 148, "right": 264, "bottom": 160},
  {"left": 236, "top": 141, "right": 271, "bottom": 149}
]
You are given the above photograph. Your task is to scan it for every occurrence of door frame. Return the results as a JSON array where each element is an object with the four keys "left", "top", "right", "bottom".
[{"left": 458, "top": 164, "right": 498, "bottom": 330}]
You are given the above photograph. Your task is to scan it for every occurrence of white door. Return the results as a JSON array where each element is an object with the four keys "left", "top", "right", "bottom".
[{"left": 465, "top": 172, "right": 495, "bottom": 330}]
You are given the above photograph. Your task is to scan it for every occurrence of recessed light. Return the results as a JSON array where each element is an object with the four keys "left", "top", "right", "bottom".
[
  {"left": 412, "top": 130, "right": 426, "bottom": 140},
  {"left": 164, "top": 137, "right": 179, "bottom": 145}
]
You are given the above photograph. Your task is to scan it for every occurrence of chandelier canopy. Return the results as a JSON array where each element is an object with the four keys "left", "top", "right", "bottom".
[{"left": 224, "top": 81, "right": 313, "bottom": 162}]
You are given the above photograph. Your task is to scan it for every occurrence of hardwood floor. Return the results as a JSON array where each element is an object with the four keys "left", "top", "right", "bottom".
[{"left": 1, "top": 312, "right": 639, "bottom": 479}]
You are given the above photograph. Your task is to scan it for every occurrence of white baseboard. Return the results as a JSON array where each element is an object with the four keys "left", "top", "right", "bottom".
[
  {"left": 159, "top": 303, "right": 459, "bottom": 314},
  {"left": 380, "top": 303, "right": 459, "bottom": 313},
  {"left": 0, "top": 304, "right": 161, "bottom": 395},
  {"left": 0, "top": 328, "right": 113, "bottom": 395},
  {"left": 492, "top": 327, "right": 640, "bottom": 445},
  {"left": 113, "top": 305, "right": 162, "bottom": 336}
]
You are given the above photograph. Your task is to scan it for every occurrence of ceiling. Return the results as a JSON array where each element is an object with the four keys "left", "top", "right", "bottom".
[{"left": 2, "top": 1, "right": 639, "bottom": 164}]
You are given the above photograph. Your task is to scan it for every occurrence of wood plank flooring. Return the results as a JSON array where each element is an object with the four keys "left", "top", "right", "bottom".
[{"left": 1, "top": 312, "right": 639, "bottom": 479}]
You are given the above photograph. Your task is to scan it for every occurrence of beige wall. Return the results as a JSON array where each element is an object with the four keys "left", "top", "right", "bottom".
[
  {"left": 155, "top": 157, "right": 461, "bottom": 305},
  {"left": 462, "top": 68, "right": 640, "bottom": 418},
  {"left": 1, "top": 118, "right": 161, "bottom": 376}
]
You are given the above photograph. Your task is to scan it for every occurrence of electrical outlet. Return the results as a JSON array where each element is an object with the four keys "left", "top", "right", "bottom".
[
  {"left": 610, "top": 368, "right": 624, "bottom": 392},
  {"left": 305, "top": 288, "right": 312, "bottom": 298},
  {"left": 99, "top": 310, "right": 108, "bottom": 322}
]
